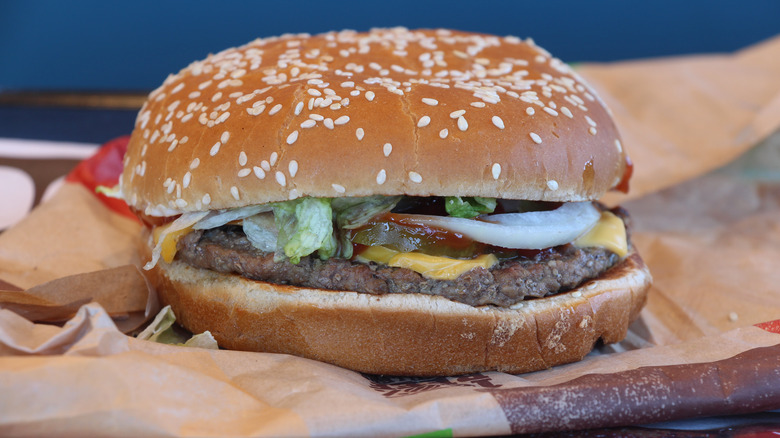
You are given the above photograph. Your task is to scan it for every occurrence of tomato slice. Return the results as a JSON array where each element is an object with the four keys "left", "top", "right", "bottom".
[{"left": 350, "top": 213, "right": 485, "bottom": 258}]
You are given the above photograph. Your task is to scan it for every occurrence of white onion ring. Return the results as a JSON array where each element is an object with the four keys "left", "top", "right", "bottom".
[{"left": 397, "top": 202, "right": 600, "bottom": 249}]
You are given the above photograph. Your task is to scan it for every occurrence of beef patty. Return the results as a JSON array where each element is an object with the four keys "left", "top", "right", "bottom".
[{"left": 174, "top": 208, "right": 629, "bottom": 307}]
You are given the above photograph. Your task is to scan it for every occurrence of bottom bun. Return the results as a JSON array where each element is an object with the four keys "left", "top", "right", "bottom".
[{"left": 148, "top": 249, "right": 652, "bottom": 376}]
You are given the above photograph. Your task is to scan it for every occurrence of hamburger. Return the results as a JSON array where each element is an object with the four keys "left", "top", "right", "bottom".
[{"left": 119, "top": 28, "right": 652, "bottom": 376}]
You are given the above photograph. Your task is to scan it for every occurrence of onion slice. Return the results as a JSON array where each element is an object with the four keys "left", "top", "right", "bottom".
[{"left": 396, "top": 202, "right": 601, "bottom": 249}]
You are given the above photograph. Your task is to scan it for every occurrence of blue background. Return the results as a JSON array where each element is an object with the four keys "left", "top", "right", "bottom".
[{"left": 1, "top": 0, "right": 779, "bottom": 92}]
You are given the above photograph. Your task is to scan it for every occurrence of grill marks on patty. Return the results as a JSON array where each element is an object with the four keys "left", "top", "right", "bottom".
[{"left": 175, "top": 219, "right": 626, "bottom": 307}]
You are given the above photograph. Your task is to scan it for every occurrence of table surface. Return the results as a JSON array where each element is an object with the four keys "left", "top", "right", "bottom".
[{"left": 1, "top": 93, "right": 779, "bottom": 437}]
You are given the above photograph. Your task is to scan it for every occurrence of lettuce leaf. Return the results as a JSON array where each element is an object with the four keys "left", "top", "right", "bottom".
[
  {"left": 137, "top": 305, "right": 218, "bottom": 349},
  {"left": 242, "top": 212, "right": 278, "bottom": 252},
  {"left": 273, "top": 197, "right": 334, "bottom": 264},
  {"left": 444, "top": 196, "right": 496, "bottom": 218}
]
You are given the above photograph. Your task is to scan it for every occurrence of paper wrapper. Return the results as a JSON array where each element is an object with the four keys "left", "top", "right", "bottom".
[{"left": 3, "top": 35, "right": 780, "bottom": 436}]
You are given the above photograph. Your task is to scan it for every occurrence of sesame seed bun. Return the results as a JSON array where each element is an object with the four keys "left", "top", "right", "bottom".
[{"left": 120, "top": 28, "right": 628, "bottom": 216}]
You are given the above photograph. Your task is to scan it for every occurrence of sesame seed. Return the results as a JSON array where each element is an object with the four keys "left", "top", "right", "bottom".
[
  {"left": 615, "top": 139, "right": 623, "bottom": 152},
  {"left": 270, "top": 152, "right": 278, "bottom": 166},
  {"left": 417, "top": 116, "right": 431, "bottom": 127},
  {"left": 286, "top": 130, "right": 300, "bottom": 145},
  {"left": 350, "top": 90, "right": 360, "bottom": 97},
  {"left": 560, "top": 107, "right": 573, "bottom": 118},
  {"left": 294, "top": 101, "right": 304, "bottom": 115},
  {"left": 269, "top": 104, "right": 283, "bottom": 115},
  {"left": 307, "top": 88, "right": 322, "bottom": 96},
  {"left": 334, "top": 115, "right": 350, "bottom": 125},
  {"left": 323, "top": 118, "right": 335, "bottom": 129},
  {"left": 261, "top": 160, "right": 271, "bottom": 172},
  {"left": 301, "top": 119, "right": 316, "bottom": 128},
  {"left": 230, "top": 186, "right": 240, "bottom": 200},
  {"left": 383, "top": 143, "right": 392, "bottom": 157},
  {"left": 589, "top": 127, "right": 597, "bottom": 135},
  {"left": 332, "top": 183, "right": 346, "bottom": 193},
  {"left": 530, "top": 132, "right": 542, "bottom": 144},
  {"left": 210, "top": 142, "right": 221, "bottom": 156},
  {"left": 492, "top": 163, "right": 501, "bottom": 180},
  {"left": 275, "top": 171, "right": 286, "bottom": 186},
  {"left": 167, "top": 139, "right": 178, "bottom": 152},
  {"left": 543, "top": 107, "right": 559, "bottom": 116},
  {"left": 547, "top": 180, "right": 559, "bottom": 191},
  {"left": 422, "top": 98, "right": 439, "bottom": 106},
  {"left": 439, "top": 128, "right": 449, "bottom": 139},
  {"left": 202, "top": 193, "right": 211, "bottom": 205},
  {"left": 492, "top": 116, "right": 505, "bottom": 129},
  {"left": 309, "top": 113, "right": 324, "bottom": 121},
  {"left": 408, "top": 171, "right": 422, "bottom": 183},
  {"left": 248, "top": 103, "right": 266, "bottom": 115},
  {"left": 175, "top": 199, "right": 188, "bottom": 208},
  {"left": 215, "top": 112, "right": 230, "bottom": 124},
  {"left": 356, "top": 128, "right": 365, "bottom": 140},
  {"left": 239, "top": 151, "right": 248, "bottom": 166},
  {"left": 189, "top": 158, "right": 200, "bottom": 170},
  {"left": 585, "top": 115, "right": 597, "bottom": 127},
  {"left": 376, "top": 169, "right": 387, "bottom": 185},
  {"left": 183, "top": 172, "right": 192, "bottom": 188},
  {"left": 237, "top": 168, "right": 251, "bottom": 177},
  {"left": 526, "top": 107, "right": 535, "bottom": 115},
  {"left": 470, "top": 101, "right": 486, "bottom": 108},
  {"left": 253, "top": 166, "right": 266, "bottom": 179},
  {"left": 457, "top": 116, "right": 468, "bottom": 131},
  {"left": 289, "top": 160, "right": 298, "bottom": 177},
  {"left": 365, "top": 91, "right": 375, "bottom": 101},
  {"left": 341, "top": 81, "right": 355, "bottom": 88},
  {"left": 450, "top": 110, "right": 466, "bottom": 118}
]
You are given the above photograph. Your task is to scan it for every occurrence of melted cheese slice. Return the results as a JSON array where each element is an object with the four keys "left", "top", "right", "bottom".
[
  {"left": 153, "top": 223, "right": 193, "bottom": 263},
  {"left": 357, "top": 246, "right": 499, "bottom": 280},
  {"left": 573, "top": 211, "right": 628, "bottom": 257}
]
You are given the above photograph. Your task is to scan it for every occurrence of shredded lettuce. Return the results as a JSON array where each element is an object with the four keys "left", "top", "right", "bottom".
[
  {"left": 137, "top": 305, "right": 219, "bottom": 349},
  {"left": 273, "top": 197, "right": 335, "bottom": 264},
  {"left": 95, "top": 184, "right": 123, "bottom": 199},
  {"left": 242, "top": 212, "right": 278, "bottom": 252},
  {"left": 444, "top": 196, "right": 496, "bottom": 218}
]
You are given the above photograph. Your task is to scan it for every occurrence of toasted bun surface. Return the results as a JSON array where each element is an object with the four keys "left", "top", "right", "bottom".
[
  {"left": 121, "top": 28, "right": 627, "bottom": 217},
  {"left": 148, "top": 246, "right": 651, "bottom": 376}
]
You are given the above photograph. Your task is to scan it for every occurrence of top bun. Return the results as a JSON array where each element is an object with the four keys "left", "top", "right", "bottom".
[{"left": 121, "top": 28, "right": 628, "bottom": 217}]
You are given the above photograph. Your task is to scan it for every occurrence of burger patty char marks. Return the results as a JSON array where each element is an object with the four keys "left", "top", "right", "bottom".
[{"left": 175, "top": 217, "right": 628, "bottom": 307}]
